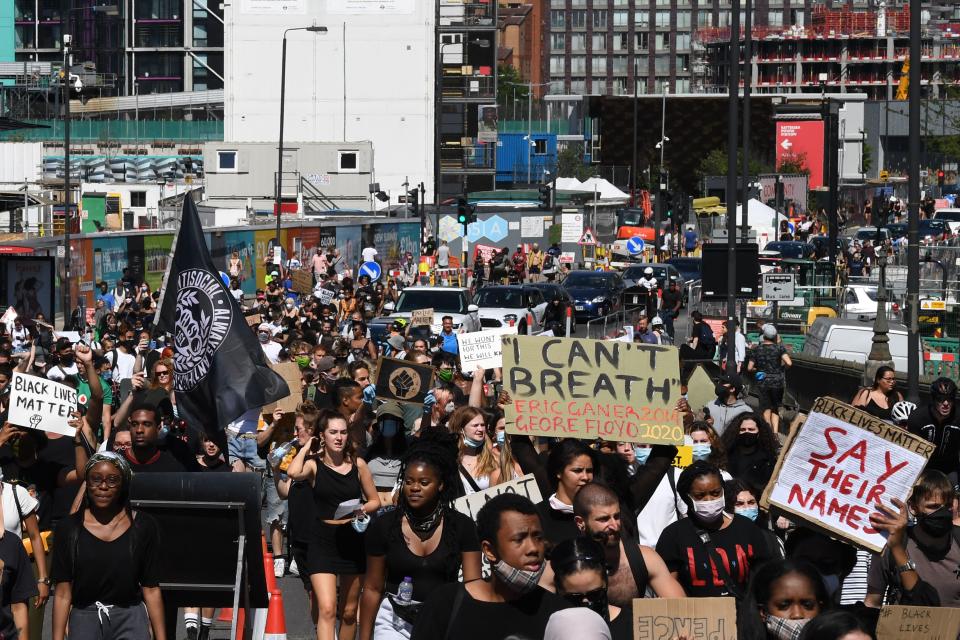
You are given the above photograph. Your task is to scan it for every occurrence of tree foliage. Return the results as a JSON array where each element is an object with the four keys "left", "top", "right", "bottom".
[{"left": 556, "top": 143, "right": 592, "bottom": 181}]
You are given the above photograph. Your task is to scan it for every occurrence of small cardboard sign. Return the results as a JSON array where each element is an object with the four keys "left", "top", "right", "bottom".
[
  {"left": 452, "top": 474, "right": 543, "bottom": 521},
  {"left": 291, "top": 269, "right": 313, "bottom": 295},
  {"left": 457, "top": 327, "right": 518, "bottom": 371},
  {"left": 685, "top": 366, "right": 716, "bottom": 416},
  {"left": 503, "top": 335, "right": 684, "bottom": 445},
  {"left": 672, "top": 446, "right": 693, "bottom": 469},
  {"left": 410, "top": 308, "right": 434, "bottom": 327},
  {"left": 314, "top": 288, "right": 336, "bottom": 305},
  {"left": 262, "top": 362, "right": 302, "bottom": 415},
  {"left": 632, "top": 597, "right": 736, "bottom": 640},
  {"left": 762, "top": 396, "right": 934, "bottom": 552},
  {"left": 374, "top": 357, "right": 434, "bottom": 406},
  {"left": 876, "top": 605, "right": 960, "bottom": 640},
  {"left": 9, "top": 371, "right": 77, "bottom": 437},
  {"left": 246, "top": 314, "right": 262, "bottom": 327},
  {"left": 0, "top": 307, "right": 16, "bottom": 324}
]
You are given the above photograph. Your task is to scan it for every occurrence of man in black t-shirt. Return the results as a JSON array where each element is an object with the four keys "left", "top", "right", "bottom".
[
  {"left": 0, "top": 528, "right": 38, "bottom": 639},
  {"left": 124, "top": 403, "right": 191, "bottom": 473},
  {"left": 908, "top": 377, "right": 959, "bottom": 476},
  {"left": 412, "top": 494, "right": 569, "bottom": 640}
]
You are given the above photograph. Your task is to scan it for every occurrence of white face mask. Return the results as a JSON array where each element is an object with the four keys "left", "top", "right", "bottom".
[{"left": 692, "top": 495, "right": 726, "bottom": 523}]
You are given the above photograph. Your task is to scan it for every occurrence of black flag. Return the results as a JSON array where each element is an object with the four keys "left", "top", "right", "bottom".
[{"left": 156, "top": 197, "right": 289, "bottom": 433}]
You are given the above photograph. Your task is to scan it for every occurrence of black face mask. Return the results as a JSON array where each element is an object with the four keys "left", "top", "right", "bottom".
[
  {"left": 562, "top": 588, "right": 609, "bottom": 622},
  {"left": 715, "top": 384, "right": 731, "bottom": 398},
  {"left": 737, "top": 432, "right": 759, "bottom": 448},
  {"left": 918, "top": 506, "right": 954, "bottom": 538}
]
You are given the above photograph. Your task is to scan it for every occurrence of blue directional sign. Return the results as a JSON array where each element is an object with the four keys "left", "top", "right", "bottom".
[
  {"left": 484, "top": 215, "right": 508, "bottom": 243},
  {"left": 359, "top": 261, "right": 382, "bottom": 281},
  {"left": 626, "top": 236, "right": 645, "bottom": 255}
]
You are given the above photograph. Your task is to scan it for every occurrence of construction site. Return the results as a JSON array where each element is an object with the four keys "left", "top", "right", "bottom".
[{"left": 697, "top": 3, "right": 960, "bottom": 100}]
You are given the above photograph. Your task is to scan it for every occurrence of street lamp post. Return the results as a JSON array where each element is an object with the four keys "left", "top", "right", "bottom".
[
  {"left": 62, "top": 33, "right": 72, "bottom": 329},
  {"left": 276, "top": 25, "right": 327, "bottom": 247},
  {"left": 654, "top": 87, "right": 668, "bottom": 260}
]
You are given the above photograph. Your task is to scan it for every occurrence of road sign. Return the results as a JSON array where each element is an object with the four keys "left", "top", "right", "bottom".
[
  {"left": 762, "top": 273, "right": 795, "bottom": 302},
  {"left": 359, "top": 261, "right": 382, "bottom": 281},
  {"left": 56, "top": 245, "right": 65, "bottom": 258},
  {"left": 626, "top": 236, "right": 645, "bottom": 255},
  {"left": 578, "top": 227, "right": 597, "bottom": 246},
  {"left": 880, "top": 169, "right": 890, "bottom": 182}
]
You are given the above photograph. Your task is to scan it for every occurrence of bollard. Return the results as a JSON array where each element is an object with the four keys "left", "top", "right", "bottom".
[
  {"left": 565, "top": 306, "right": 572, "bottom": 337},
  {"left": 526, "top": 312, "right": 534, "bottom": 335}
]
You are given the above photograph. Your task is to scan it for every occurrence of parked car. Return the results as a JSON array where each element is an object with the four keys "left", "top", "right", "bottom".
[
  {"left": 933, "top": 208, "right": 960, "bottom": 234},
  {"left": 370, "top": 286, "right": 474, "bottom": 343},
  {"left": 801, "top": 317, "right": 920, "bottom": 372},
  {"left": 883, "top": 223, "right": 908, "bottom": 241},
  {"left": 763, "top": 241, "right": 816, "bottom": 260},
  {"left": 841, "top": 285, "right": 899, "bottom": 321},
  {"left": 919, "top": 219, "right": 948, "bottom": 242},
  {"left": 562, "top": 270, "right": 623, "bottom": 320},
  {"left": 621, "top": 264, "right": 685, "bottom": 299},
  {"left": 473, "top": 285, "right": 548, "bottom": 333},
  {"left": 665, "top": 257, "right": 702, "bottom": 284},
  {"left": 808, "top": 235, "right": 848, "bottom": 258},
  {"left": 852, "top": 227, "right": 890, "bottom": 243}
]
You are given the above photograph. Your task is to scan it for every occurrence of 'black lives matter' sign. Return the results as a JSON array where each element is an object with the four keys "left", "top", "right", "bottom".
[{"left": 374, "top": 357, "right": 435, "bottom": 406}]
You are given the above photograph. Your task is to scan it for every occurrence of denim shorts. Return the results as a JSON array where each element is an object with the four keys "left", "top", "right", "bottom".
[{"left": 227, "top": 433, "right": 266, "bottom": 470}]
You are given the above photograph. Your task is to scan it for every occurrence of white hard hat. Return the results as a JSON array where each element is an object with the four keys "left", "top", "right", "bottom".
[{"left": 643, "top": 267, "right": 654, "bottom": 275}]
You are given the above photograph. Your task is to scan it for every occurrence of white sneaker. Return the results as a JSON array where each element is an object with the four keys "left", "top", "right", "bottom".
[
  {"left": 288, "top": 558, "right": 299, "bottom": 577},
  {"left": 274, "top": 557, "right": 285, "bottom": 578}
]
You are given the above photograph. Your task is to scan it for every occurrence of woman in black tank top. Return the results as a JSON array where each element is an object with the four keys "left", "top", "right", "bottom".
[
  {"left": 287, "top": 410, "right": 380, "bottom": 640},
  {"left": 852, "top": 365, "right": 902, "bottom": 421}
]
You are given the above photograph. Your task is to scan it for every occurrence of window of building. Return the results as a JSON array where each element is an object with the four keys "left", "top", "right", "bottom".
[
  {"left": 551, "top": 10, "right": 565, "bottom": 28},
  {"left": 717, "top": 10, "right": 729, "bottom": 26},
  {"left": 217, "top": 151, "right": 237, "bottom": 172},
  {"left": 570, "top": 77, "right": 586, "bottom": 93},
  {"left": 655, "top": 10, "right": 670, "bottom": 26},
  {"left": 656, "top": 0, "right": 669, "bottom": 6},
  {"left": 593, "top": 10, "right": 607, "bottom": 28},
  {"left": 550, "top": 56, "right": 565, "bottom": 74},
  {"left": 613, "top": 77, "right": 628, "bottom": 94},
  {"left": 675, "top": 33, "right": 691, "bottom": 49},
  {"left": 551, "top": 0, "right": 565, "bottom": 6},
  {"left": 571, "top": 33, "right": 586, "bottom": 50},
  {"left": 675, "top": 78, "right": 690, "bottom": 92},
  {"left": 676, "top": 11, "right": 691, "bottom": 27},
  {"left": 655, "top": 32, "right": 670, "bottom": 49},
  {"left": 570, "top": 10, "right": 587, "bottom": 27},
  {"left": 677, "top": 54, "right": 689, "bottom": 71},
  {"left": 592, "top": 57, "right": 606, "bottom": 73},
  {"left": 636, "top": 32, "right": 649, "bottom": 51},
  {"left": 655, "top": 76, "right": 671, "bottom": 92},
  {"left": 613, "top": 10, "right": 629, "bottom": 26},
  {"left": 768, "top": 10, "right": 783, "bottom": 26},
  {"left": 655, "top": 55, "right": 670, "bottom": 74},
  {"left": 571, "top": 56, "right": 586, "bottom": 73},
  {"left": 612, "top": 56, "right": 628, "bottom": 73},
  {"left": 592, "top": 33, "right": 607, "bottom": 51},
  {"left": 635, "top": 10, "right": 650, "bottom": 27},
  {"left": 130, "top": 191, "right": 146, "bottom": 207},
  {"left": 698, "top": 11, "right": 713, "bottom": 26},
  {"left": 591, "top": 77, "right": 607, "bottom": 92},
  {"left": 613, "top": 0, "right": 629, "bottom": 5},
  {"left": 636, "top": 79, "right": 649, "bottom": 94},
  {"left": 338, "top": 151, "right": 358, "bottom": 172},
  {"left": 551, "top": 33, "right": 566, "bottom": 50},
  {"left": 534, "top": 139, "right": 547, "bottom": 155},
  {"left": 613, "top": 33, "right": 629, "bottom": 50}
]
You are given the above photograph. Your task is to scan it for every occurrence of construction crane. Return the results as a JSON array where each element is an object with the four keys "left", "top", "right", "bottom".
[{"left": 895, "top": 57, "right": 909, "bottom": 100}]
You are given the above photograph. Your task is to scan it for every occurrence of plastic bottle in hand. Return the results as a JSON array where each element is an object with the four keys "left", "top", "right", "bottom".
[
  {"left": 397, "top": 577, "right": 414, "bottom": 603},
  {"left": 268, "top": 439, "right": 297, "bottom": 468}
]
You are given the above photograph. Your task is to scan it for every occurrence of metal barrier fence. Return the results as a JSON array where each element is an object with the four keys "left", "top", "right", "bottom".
[{"left": 584, "top": 307, "right": 645, "bottom": 340}]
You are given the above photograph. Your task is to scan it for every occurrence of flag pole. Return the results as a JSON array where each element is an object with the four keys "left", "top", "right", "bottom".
[{"left": 151, "top": 201, "right": 186, "bottom": 329}]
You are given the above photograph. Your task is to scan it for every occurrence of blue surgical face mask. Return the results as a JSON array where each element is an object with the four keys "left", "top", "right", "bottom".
[
  {"left": 735, "top": 506, "right": 759, "bottom": 522},
  {"left": 496, "top": 431, "right": 505, "bottom": 446},
  {"left": 381, "top": 418, "right": 399, "bottom": 439},
  {"left": 634, "top": 447, "right": 652, "bottom": 465},
  {"left": 691, "top": 443, "right": 712, "bottom": 461},
  {"left": 463, "top": 436, "right": 485, "bottom": 449},
  {"left": 101, "top": 370, "right": 113, "bottom": 382}
]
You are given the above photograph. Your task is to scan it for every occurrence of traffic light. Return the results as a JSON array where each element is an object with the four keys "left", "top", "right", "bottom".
[
  {"left": 407, "top": 188, "right": 419, "bottom": 216},
  {"left": 938, "top": 169, "right": 946, "bottom": 187},
  {"left": 538, "top": 185, "right": 552, "bottom": 210},
  {"left": 457, "top": 197, "right": 469, "bottom": 225},
  {"left": 663, "top": 191, "right": 673, "bottom": 219}
]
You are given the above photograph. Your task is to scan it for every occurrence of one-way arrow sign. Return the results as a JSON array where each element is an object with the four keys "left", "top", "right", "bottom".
[
  {"left": 761, "top": 273, "right": 796, "bottom": 302},
  {"left": 780, "top": 139, "right": 793, "bottom": 150}
]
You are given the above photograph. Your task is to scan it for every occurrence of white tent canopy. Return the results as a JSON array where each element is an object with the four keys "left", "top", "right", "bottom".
[
  {"left": 580, "top": 177, "right": 630, "bottom": 201},
  {"left": 735, "top": 198, "right": 788, "bottom": 228},
  {"left": 554, "top": 177, "right": 585, "bottom": 191}
]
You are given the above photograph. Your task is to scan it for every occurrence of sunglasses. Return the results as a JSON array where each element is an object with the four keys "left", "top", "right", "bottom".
[
  {"left": 156, "top": 370, "right": 171, "bottom": 377},
  {"left": 561, "top": 587, "right": 606, "bottom": 605}
]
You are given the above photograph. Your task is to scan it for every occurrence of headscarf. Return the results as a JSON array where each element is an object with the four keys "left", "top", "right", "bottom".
[
  {"left": 84, "top": 450, "right": 133, "bottom": 487},
  {"left": 544, "top": 609, "right": 612, "bottom": 640}
]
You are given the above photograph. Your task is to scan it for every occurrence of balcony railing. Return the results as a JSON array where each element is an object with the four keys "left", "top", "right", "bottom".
[
  {"left": 439, "top": 2, "right": 495, "bottom": 29},
  {"left": 440, "top": 74, "right": 495, "bottom": 100},
  {"left": 440, "top": 144, "right": 495, "bottom": 171}
]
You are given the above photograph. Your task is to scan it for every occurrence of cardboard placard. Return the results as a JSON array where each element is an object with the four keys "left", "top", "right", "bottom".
[
  {"left": 632, "top": 597, "right": 736, "bottom": 640},
  {"left": 762, "top": 396, "right": 934, "bottom": 552},
  {"left": 262, "top": 362, "right": 303, "bottom": 415},
  {"left": 410, "top": 308, "right": 434, "bottom": 327},
  {"left": 876, "top": 605, "right": 960, "bottom": 640},
  {"left": 452, "top": 474, "right": 543, "bottom": 521},
  {"left": 314, "top": 288, "right": 336, "bottom": 305},
  {"left": 374, "top": 357, "right": 434, "bottom": 406},
  {"left": 0, "top": 307, "right": 16, "bottom": 323},
  {"left": 503, "top": 336, "right": 684, "bottom": 445},
  {"left": 457, "top": 326, "right": 518, "bottom": 371},
  {"left": 245, "top": 314, "right": 262, "bottom": 327},
  {"left": 672, "top": 446, "right": 693, "bottom": 469},
  {"left": 9, "top": 371, "right": 77, "bottom": 437},
  {"left": 685, "top": 366, "right": 716, "bottom": 416},
  {"left": 291, "top": 269, "right": 313, "bottom": 295}
]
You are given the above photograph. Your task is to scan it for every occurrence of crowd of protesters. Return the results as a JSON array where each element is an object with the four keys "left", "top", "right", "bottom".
[{"left": 0, "top": 237, "right": 953, "bottom": 640}]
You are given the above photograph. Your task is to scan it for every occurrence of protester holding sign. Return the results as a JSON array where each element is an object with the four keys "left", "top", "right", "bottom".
[
  {"left": 359, "top": 438, "right": 482, "bottom": 640},
  {"left": 866, "top": 470, "right": 958, "bottom": 607},
  {"left": 656, "top": 461, "right": 772, "bottom": 598}
]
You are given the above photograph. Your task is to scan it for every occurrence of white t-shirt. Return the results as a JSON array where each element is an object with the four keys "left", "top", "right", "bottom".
[
  {"left": 47, "top": 363, "right": 79, "bottom": 381},
  {"left": 1, "top": 482, "right": 38, "bottom": 539},
  {"left": 261, "top": 341, "right": 282, "bottom": 364},
  {"left": 361, "top": 247, "right": 378, "bottom": 263},
  {"left": 106, "top": 349, "right": 136, "bottom": 381},
  {"left": 437, "top": 245, "right": 451, "bottom": 266},
  {"left": 230, "top": 288, "right": 244, "bottom": 304}
]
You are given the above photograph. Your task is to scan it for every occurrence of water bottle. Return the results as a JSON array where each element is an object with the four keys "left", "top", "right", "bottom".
[
  {"left": 397, "top": 577, "right": 414, "bottom": 603},
  {"left": 268, "top": 439, "right": 297, "bottom": 469}
]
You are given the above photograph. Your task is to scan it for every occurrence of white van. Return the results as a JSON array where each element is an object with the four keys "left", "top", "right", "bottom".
[
  {"left": 801, "top": 318, "right": 922, "bottom": 372},
  {"left": 933, "top": 208, "right": 960, "bottom": 234}
]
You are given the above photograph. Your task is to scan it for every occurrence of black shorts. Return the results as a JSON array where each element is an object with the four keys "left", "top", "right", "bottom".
[
  {"left": 291, "top": 542, "right": 312, "bottom": 591},
  {"left": 529, "top": 266, "right": 541, "bottom": 274},
  {"left": 757, "top": 386, "right": 784, "bottom": 412}
]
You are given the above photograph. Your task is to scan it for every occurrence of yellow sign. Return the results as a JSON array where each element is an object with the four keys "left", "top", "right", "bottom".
[
  {"left": 672, "top": 446, "right": 693, "bottom": 469},
  {"left": 880, "top": 170, "right": 890, "bottom": 181},
  {"left": 747, "top": 300, "right": 767, "bottom": 307},
  {"left": 920, "top": 299, "right": 946, "bottom": 311},
  {"left": 503, "top": 335, "right": 684, "bottom": 445}
]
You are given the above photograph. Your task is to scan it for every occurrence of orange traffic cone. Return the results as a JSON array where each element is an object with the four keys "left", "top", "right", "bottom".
[
  {"left": 263, "top": 551, "right": 278, "bottom": 594},
  {"left": 234, "top": 607, "right": 246, "bottom": 640},
  {"left": 264, "top": 589, "right": 287, "bottom": 640},
  {"left": 216, "top": 607, "right": 233, "bottom": 623}
]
